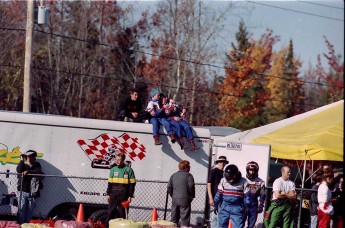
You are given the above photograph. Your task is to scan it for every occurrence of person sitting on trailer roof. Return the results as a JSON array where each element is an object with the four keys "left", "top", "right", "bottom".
[
  {"left": 145, "top": 88, "right": 176, "bottom": 145},
  {"left": 117, "top": 88, "right": 149, "bottom": 123},
  {"left": 159, "top": 94, "right": 198, "bottom": 151}
]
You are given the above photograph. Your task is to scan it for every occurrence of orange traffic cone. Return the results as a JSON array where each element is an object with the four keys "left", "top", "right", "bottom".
[
  {"left": 76, "top": 203, "right": 85, "bottom": 222},
  {"left": 150, "top": 207, "right": 158, "bottom": 222},
  {"left": 228, "top": 219, "right": 232, "bottom": 228}
]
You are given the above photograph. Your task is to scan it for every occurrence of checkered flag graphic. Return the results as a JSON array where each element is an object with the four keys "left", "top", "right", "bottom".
[{"left": 77, "top": 133, "right": 146, "bottom": 161}]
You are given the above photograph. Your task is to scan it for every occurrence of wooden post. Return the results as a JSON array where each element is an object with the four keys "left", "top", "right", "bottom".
[{"left": 23, "top": 0, "right": 34, "bottom": 112}]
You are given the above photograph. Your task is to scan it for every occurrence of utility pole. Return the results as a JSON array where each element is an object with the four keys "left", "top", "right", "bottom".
[{"left": 23, "top": 0, "right": 34, "bottom": 112}]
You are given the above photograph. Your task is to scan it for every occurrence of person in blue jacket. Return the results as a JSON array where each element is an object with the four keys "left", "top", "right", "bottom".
[
  {"left": 145, "top": 88, "right": 176, "bottom": 145},
  {"left": 214, "top": 164, "right": 250, "bottom": 228},
  {"left": 244, "top": 161, "right": 265, "bottom": 228}
]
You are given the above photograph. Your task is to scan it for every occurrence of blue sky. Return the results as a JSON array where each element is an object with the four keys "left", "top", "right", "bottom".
[
  {"left": 124, "top": 0, "right": 344, "bottom": 73},
  {"left": 241, "top": 0, "right": 344, "bottom": 72}
]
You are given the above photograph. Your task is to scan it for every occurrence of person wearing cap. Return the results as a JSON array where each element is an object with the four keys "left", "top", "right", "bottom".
[
  {"left": 207, "top": 156, "right": 229, "bottom": 228},
  {"left": 145, "top": 88, "right": 176, "bottom": 145},
  {"left": 16, "top": 150, "right": 43, "bottom": 224}
]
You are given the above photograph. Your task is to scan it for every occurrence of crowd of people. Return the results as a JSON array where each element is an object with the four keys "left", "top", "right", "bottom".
[
  {"left": 14, "top": 87, "right": 343, "bottom": 227},
  {"left": 15, "top": 149, "right": 343, "bottom": 228},
  {"left": 206, "top": 158, "right": 343, "bottom": 228},
  {"left": 309, "top": 163, "right": 344, "bottom": 228},
  {"left": 208, "top": 157, "right": 266, "bottom": 228},
  {"left": 117, "top": 88, "right": 198, "bottom": 151}
]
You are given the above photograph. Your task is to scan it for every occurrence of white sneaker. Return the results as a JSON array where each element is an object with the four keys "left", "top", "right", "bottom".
[
  {"left": 144, "top": 120, "right": 149, "bottom": 124},
  {"left": 124, "top": 117, "right": 129, "bottom": 122}
]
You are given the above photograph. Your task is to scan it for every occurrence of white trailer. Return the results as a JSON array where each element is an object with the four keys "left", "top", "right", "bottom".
[{"left": 0, "top": 111, "right": 212, "bottom": 223}]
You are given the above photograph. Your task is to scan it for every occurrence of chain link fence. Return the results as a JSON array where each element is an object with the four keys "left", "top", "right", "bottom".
[
  {"left": 0, "top": 172, "right": 208, "bottom": 225},
  {"left": 264, "top": 187, "right": 315, "bottom": 228},
  {"left": 0, "top": 172, "right": 316, "bottom": 227}
]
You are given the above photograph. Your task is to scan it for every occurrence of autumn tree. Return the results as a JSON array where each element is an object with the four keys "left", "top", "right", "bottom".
[
  {"left": 140, "top": 0, "right": 235, "bottom": 125},
  {"left": 319, "top": 37, "right": 344, "bottom": 102},
  {"left": 303, "top": 37, "right": 344, "bottom": 110},
  {"left": 0, "top": 1, "right": 26, "bottom": 110},
  {"left": 265, "top": 39, "right": 304, "bottom": 122},
  {"left": 218, "top": 22, "right": 279, "bottom": 130},
  {"left": 1, "top": 1, "right": 149, "bottom": 119}
]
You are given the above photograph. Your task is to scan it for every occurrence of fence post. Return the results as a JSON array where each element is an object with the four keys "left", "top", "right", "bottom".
[
  {"left": 164, "top": 190, "right": 169, "bottom": 220},
  {"left": 17, "top": 173, "right": 24, "bottom": 222}
]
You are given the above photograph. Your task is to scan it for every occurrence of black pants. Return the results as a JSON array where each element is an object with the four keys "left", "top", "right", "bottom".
[{"left": 106, "top": 188, "right": 128, "bottom": 223}]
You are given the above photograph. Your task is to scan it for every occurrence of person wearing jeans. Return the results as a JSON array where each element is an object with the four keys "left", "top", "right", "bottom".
[
  {"left": 16, "top": 150, "right": 43, "bottom": 224},
  {"left": 17, "top": 191, "right": 36, "bottom": 224}
]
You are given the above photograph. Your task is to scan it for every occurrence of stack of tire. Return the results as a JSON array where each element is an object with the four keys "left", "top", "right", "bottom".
[
  {"left": 109, "top": 218, "right": 148, "bottom": 228},
  {"left": 0, "top": 221, "right": 20, "bottom": 228},
  {"left": 148, "top": 220, "right": 177, "bottom": 228}
]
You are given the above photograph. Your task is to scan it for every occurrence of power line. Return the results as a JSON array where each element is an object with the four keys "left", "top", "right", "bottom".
[
  {"left": 0, "top": 47, "right": 343, "bottom": 90},
  {"left": 0, "top": 27, "right": 343, "bottom": 89},
  {"left": 0, "top": 63, "right": 341, "bottom": 109},
  {"left": 297, "top": 0, "right": 344, "bottom": 10},
  {"left": 0, "top": 26, "right": 341, "bottom": 78},
  {"left": 247, "top": 0, "right": 344, "bottom": 22}
]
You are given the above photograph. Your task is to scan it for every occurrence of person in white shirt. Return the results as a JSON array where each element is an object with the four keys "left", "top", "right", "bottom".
[
  {"left": 317, "top": 172, "right": 334, "bottom": 228},
  {"left": 264, "top": 166, "right": 296, "bottom": 228}
]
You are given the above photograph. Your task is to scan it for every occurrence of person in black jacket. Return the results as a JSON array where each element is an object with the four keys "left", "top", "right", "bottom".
[
  {"left": 117, "top": 89, "right": 147, "bottom": 122},
  {"left": 16, "top": 150, "right": 43, "bottom": 224},
  {"left": 310, "top": 173, "right": 322, "bottom": 228},
  {"left": 167, "top": 160, "right": 195, "bottom": 227}
]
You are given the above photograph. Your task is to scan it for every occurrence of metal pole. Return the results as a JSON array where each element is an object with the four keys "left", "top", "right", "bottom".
[
  {"left": 164, "top": 190, "right": 169, "bottom": 220},
  {"left": 17, "top": 173, "right": 24, "bottom": 223},
  {"left": 23, "top": 0, "right": 34, "bottom": 112},
  {"left": 297, "top": 159, "right": 307, "bottom": 228}
]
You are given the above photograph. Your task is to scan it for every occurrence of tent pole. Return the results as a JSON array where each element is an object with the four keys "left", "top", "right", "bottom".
[
  {"left": 311, "top": 160, "right": 314, "bottom": 185},
  {"left": 297, "top": 158, "right": 307, "bottom": 228}
]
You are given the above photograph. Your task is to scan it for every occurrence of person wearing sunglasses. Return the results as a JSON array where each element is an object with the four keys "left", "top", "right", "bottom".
[{"left": 207, "top": 156, "right": 229, "bottom": 228}]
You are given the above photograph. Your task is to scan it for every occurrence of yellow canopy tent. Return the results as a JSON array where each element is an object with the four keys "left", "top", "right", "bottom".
[
  {"left": 252, "top": 100, "right": 343, "bottom": 161},
  {"left": 214, "top": 100, "right": 344, "bottom": 162},
  {"left": 214, "top": 100, "right": 343, "bottom": 228}
]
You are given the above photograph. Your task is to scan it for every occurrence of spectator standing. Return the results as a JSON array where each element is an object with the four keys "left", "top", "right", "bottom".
[
  {"left": 146, "top": 88, "right": 175, "bottom": 145},
  {"left": 207, "top": 156, "right": 229, "bottom": 228},
  {"left": 16, "top": 150, "right": 43, "bottom": 224},
  {"left": 167, "top": 160, "right": 195, "bottom": 227},
  {"left": 310, "top": 173, "right": 323, "bottom": 228},
  {"left": 264, "top": 166, "right": 296, "bottom": 228},
  {"left": 214, "top": 164, "right": 250, "bottom": 228},
  {"left": 317, "top": 172, "right": 335, "bottom": 228},
  {"left": 332, "top": 176, "right": 343, "bottom": 228},
  {"left": 106, "top": 153, "right": 136, "bottom": 223},
  {"left": 244, "top": 161, "right": 265, "bottom": 228}
]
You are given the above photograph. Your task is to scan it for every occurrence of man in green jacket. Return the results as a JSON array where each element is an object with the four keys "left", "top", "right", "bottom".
[{"left": 106, "top": 153, "right": 136, "bottom": 223}]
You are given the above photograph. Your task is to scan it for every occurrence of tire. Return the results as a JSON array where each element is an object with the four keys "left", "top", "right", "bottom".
[
  {"left": 89, "top": 209, "right": 108, "bottom": 224},
  {"left": 54, "top": 206, "right": 78, "bottom": 221}
]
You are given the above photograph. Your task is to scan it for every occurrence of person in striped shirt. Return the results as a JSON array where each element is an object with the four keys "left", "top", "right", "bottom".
[{"left": 214, "top": 164, "right": 250, "bottom": 228}]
